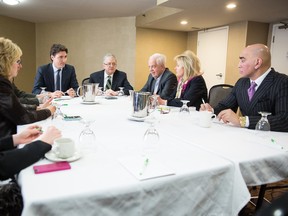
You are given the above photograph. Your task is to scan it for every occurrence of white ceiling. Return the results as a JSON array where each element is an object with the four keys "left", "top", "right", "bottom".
[{"left": 0, "top": 0, "right": 288, "bottom": 31}]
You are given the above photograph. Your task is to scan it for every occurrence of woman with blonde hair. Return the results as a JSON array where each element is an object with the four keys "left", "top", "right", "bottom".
[
  {"left": 0, "top": 37, "right": 56, "bottom": 137},
  {"left": 157, "top": 52, "right": 207, "bottom": 110}
]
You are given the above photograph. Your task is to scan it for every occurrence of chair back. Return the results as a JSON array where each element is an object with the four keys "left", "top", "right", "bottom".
[
  {"left": 82, "top": 77, "right": 90, "bottom": 86},
  {"left": 208, "top": 84, "right": 233, "bottom": 108}
]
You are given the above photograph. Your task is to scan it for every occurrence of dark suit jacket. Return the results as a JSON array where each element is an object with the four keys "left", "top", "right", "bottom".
[
  {"left": 167, "top": 75, "right": 207, "bottom": 110},
  {"left": 89, "top": 70, "right": 133, "bottom": 95},
  {"left": 0, "top": 76, "right": 51, "bottom": 138},
  {"left": 214, "top": 68, "right": 288, "bottom": 132},
  {"left": 141, "top": 68, "right": 177, "bottom": 100},
  {"left": 0, "top": 136, "right": 51, "bottom": 180},
  {"left": 32, "top": 63, "right": 79, "bottom": 94}
]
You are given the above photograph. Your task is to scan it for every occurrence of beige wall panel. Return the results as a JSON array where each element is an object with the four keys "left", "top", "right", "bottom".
[
  {"left": 225, "top": 21, "right": 248, "bottom": 85},
  {"left": 135, "top": 28, "right": 187, "bottom": 90},
  {"left": 36, "top": 17, "right": 136, "bottom": 87},
  {"left": 0, "top": 15, "right": 36, "bottom": 92},
  {"left": 246, "top": 21, "right": 269, "bottom": 46},
  {"left": 187, "top": 31, "right": 198, "bottom": 53}
]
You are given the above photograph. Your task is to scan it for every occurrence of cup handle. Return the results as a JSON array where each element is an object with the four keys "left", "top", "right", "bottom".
[
  {"left": 76, "top": 86, "right": 83, "bottom": 97},
  {"left": 211, "top": 114, "right": 216, "bottom": 119},
  {"left": 53, "top": 145, "right": 60, "bottom": 157}
]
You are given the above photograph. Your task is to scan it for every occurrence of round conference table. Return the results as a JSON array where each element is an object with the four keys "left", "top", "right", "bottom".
[{"left": 17, "top": 95, "right": 288, "bottom": 216}]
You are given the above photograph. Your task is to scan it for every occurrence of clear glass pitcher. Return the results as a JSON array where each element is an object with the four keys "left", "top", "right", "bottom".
[{"left": 77, "top": 83, "right": 99, "bottom": 102}]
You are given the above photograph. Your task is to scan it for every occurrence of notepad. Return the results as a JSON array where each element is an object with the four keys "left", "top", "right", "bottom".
[{"left": 118, "top": 155, "right": 175, "bottom": 181}]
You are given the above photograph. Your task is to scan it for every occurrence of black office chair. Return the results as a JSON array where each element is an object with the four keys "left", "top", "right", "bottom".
[
  {"left": 251, "top": 183, "right": 288, "bottom": 211},
  {"left": 81, "top": 77, "right": 90, "bottom": 86},
  {"left": 255, "top": 191, "right": 288, "bottom": 215},
  {"left": 208, "top": 84, "right": 233, "bottom": 107}
]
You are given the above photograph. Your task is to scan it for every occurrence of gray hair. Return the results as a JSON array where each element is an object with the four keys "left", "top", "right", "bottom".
[
  {"left": 149, "top": 53, "right": 166, "bottom": 66},
  {"left": 103, "top": 53, "right": 117, "bottom": 63}
]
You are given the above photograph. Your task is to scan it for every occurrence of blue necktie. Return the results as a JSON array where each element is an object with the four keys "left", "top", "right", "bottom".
[{"left": 56, "top": 69, "right": 61, "bottom": 91}]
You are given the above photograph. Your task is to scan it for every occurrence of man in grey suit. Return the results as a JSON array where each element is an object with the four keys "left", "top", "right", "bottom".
[
  {"left": 141, "top": 53, "right": 177, "bottom": 100},
  {"left": 32, "top": 44, "right": 79, "bottom": 98},
  {"left": 201, "top": 44, "right": 288, "bottom": 132},
  {"left": 89, "top": 53, "right": 133, "bottom": 96}
]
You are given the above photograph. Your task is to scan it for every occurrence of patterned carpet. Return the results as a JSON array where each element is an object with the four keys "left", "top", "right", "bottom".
[{"left": 239, "top": 180, "right": 288, "bottom": 215}]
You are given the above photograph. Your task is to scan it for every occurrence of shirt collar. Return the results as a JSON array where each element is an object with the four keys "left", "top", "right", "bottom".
[
  {"left": 251, "top": 68, "right": 271, "bottom": 88},
  {"left": 52, "top": 64, "right": 62, "bottom": 73},
  {"left": 104, "top": 71, "right": 113, "bottom": 79}
]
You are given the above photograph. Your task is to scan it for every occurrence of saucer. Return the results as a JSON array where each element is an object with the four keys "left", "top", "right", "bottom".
[
  {"left": 45, "top": 150, "right": 82, "bottom": 162},
  {"left": 80, "top": 101, "right": 99, "bottom": 105},
  {"left": 127, "top": 115, "right": 148, "bottom": 122}
]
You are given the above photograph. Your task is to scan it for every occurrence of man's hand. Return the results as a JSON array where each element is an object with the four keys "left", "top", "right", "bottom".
[
  {"left": 218, "top": 109, "right": 241, "bottom": 126},
  {"left": 200, "top": 103, "right": 213, "bottom": 112},
  {"left": 105, "top": 89, "right": 118, "bottom": 96},
  {"left": 66, "top": 88, "right": 76, "bottom": 97}
]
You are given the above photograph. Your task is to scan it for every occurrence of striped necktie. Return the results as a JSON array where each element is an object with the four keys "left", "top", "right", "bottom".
[
  {"left": 105, "top": 76, "right": 112, "bottom": 90},
  {"left": 56, "top": 69, "right": 61, "bottom": 91}
]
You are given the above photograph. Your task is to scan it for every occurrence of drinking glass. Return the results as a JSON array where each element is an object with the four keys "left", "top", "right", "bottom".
[
  {"left": 179, "top": 100, "right": 190, "bottom": 114},
  {"left": 51, "top": 102, "right": 65, "bottom": 120},
  {"left": 78, "top": 119, "right": 97, "bottom": 151},
  {"left": 142, "top": 116, "right": 160, "bottom": 157},
  {"left": 118, "top": 87, "right": 125, "bottom": 96},
  {"left": 97, "top": 87, "right": 103, "bottom": 96},
  {"left": 148, "top": 95, "right": 158, "bottom": 115},
  {"left": 40, "top": 87, "right": 49, "bottom": 103},
  {"left": 255, "top": 112, "right": 271, "bottom": 131}
]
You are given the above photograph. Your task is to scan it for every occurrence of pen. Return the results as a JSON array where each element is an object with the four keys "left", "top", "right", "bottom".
[
  {"left": 202, "top": 98, "right": 206, "bottom": 105},
  {"left": 36, "top": 127, "right": 43, "bottom": 133},
  {"left": 139, "top": 158, "right": 149, "bottom": 176}
]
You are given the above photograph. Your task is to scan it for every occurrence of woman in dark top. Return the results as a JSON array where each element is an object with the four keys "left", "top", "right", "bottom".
[
  {"left": 0, "top": 37, "right": 56, "bottom": 137},
  {"left": 158, "top": 52, "right": 208, "bottom": 110},
  {"left": 0, "top": 125, "right": 61, "bottom": 216},
  {"left": 0, "top": 125, "right": 61, "bottom": 180}
]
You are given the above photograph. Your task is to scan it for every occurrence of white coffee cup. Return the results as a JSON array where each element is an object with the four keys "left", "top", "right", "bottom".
[
  {"left": 199, "top": 111, "right": 216, "bottom": 128},
  {"left": 54, "top": 138, "right": 75, "bottom": 159}
]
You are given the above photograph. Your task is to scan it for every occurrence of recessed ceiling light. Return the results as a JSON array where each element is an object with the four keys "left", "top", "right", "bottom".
[
  {"left": 226, "top": 3, "right": 237, "bottom": 9},
  {"left": 180, "top": 20, "right": 188, "bottom": 25},
  {"left": 3, "top": 0, "right": 20, "bottom": 5}
]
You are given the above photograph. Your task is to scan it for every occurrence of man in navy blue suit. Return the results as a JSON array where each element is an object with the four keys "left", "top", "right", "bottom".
[
  {"left": 89, "top": 53, "right": 133, "bottom": 96},
  {"left": 201, "top": 44, "right": 288, "bottom": 132},
  {"left": 32, "top": 44, "right": 79, "bottom": 98}
]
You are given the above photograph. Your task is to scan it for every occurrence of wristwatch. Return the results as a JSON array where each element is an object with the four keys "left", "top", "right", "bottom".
[{"left": 239, "top": 116, "right": 246, "bottom": 128}]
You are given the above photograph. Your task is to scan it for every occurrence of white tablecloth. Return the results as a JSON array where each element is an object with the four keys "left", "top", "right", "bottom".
[
  {"left": 18, "top": 96, "right": 288, "bottom": 216},
  {"left": 158, "top": 111, "right": 288, "bottom": 186}
]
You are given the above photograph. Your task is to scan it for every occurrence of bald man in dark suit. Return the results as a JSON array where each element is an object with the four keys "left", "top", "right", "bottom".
[{"left": 201, "top": 44, "right": 288, "bottom": 132}]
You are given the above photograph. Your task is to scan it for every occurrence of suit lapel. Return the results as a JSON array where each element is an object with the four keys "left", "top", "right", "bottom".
[
  {"left": 111, "top": 70, "right": 118, "bottom": 89},
  {"left": 61, "top": 66, "right": 67, "bottom": 90},
  {"left": 249, "top": 69, "right": 275, "bottom": 110},
  {"left": 48, "top": 64, "right": 56, "bottom": 90},
  {"left": 99, "top": 71, "right": 105, "bottom": 87}
]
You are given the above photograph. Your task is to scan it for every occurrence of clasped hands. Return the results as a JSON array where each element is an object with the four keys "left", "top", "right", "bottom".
[
  {"left": 104, "top": 89, "right": 118, "bottom": 96},
  {"left": 200, "top": 103, "right": 241, "bottom": 127}
]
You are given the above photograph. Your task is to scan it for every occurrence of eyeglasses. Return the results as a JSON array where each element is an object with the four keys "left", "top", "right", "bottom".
[
  {"left": 104, "top": 63, "right": 117, "bottom": 67},
  {"left": 16, "top": 60, "right": 22, "bottom": 65}
]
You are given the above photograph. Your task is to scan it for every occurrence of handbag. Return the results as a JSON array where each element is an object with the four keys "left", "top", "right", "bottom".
[{"left": 0, "top": 178, "right": 23, "bottom": 216}]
